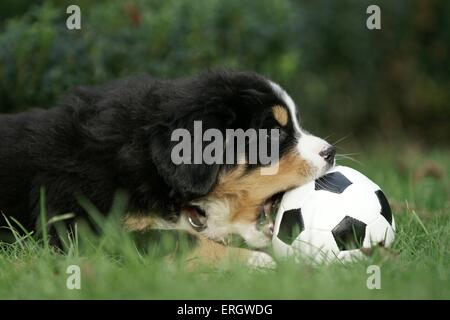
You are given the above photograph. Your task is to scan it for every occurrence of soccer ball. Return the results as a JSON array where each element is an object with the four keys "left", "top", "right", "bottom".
[{"left": 272, "top": 165, "right": 395, "bottom": 264}]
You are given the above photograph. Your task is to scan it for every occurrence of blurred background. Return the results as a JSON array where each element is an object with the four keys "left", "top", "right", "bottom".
[{"left": 0, "top": 0, "right": 449, "bottom": 145}]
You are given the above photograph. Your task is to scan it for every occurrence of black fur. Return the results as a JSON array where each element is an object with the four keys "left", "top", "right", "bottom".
[{"left": 0, "top": 70, "right": 289, "bottom": 231}]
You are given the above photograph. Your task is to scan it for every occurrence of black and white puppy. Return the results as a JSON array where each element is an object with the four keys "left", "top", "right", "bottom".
[{"left": 0, "top": 70, "right": 334, "bottom": 267}]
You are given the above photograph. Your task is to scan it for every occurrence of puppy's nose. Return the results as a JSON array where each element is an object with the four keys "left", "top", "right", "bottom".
[{"left": 319, "top": 146, "right": 336, "bottom": 164}]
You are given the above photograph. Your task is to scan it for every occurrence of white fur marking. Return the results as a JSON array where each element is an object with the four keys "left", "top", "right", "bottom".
[{"left": 247, "top": 251, "right": 277, "bottom": 269}]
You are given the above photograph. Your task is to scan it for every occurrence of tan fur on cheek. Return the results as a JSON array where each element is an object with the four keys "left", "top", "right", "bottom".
[
  {"left": 210, "top": 151, "right": 312, "bottom": 223},
  {"left": 123, "top": 214, "right": 155, "bottom": 231}
]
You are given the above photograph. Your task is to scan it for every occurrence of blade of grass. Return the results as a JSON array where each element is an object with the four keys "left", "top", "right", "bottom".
[
  {"left": 76, "top": 194, "right": 105, "bottom": 231},
  {"left": 9, "top": 216, "right": 36, "bottom": 244},
  {"left": 40, "top": 186, "right": 49, "bottom": 251},
  {"left": 411, "top": 209, "right": 429, "bottom": 235},
  {"left": 73, "top": 222, "right": 79, "bottom": 257},
  {"left": 1, "top": 214, "right": 24, "bottom": 250},
  {"left": 406, "top": 199, "right": 429, "bottom": 235},
  {"left": 53, "top": 221, "right": 70, "bottom": 252}
]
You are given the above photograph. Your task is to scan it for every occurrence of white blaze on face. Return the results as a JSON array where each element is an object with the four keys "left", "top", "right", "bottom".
[{"left": 269, "top": 81, "right": 332, "bottom": 178}]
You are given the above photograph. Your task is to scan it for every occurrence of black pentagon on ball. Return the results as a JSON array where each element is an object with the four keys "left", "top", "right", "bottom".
[
  {"left": 375, "top": 190, "right": 393, "bottom": 225},
  {"left": 332, "top": 216, "right": 367, "bottom": 251},
  {"left": 278, "top": 208, "right": 305, "bottom": 244},
  {"left": 315, "top": 172, "right": 352, "bottom": 194}
]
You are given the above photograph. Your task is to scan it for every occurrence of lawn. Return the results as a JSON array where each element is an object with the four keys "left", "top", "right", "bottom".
[{"left": 0, "top": 142, "right": 448, "bottom": 299}]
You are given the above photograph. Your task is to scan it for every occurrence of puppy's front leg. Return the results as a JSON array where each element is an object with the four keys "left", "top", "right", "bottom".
[
  {"left": 186, "top": 235, "right": 276, "bottom": 270},
  {"left": 123, "top": 214, "right": 276, "bottom": 269}
]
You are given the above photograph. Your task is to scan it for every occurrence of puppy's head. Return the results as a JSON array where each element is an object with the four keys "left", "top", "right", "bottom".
[{"left": 148, "top": 71, "right": 334, "bottom": 248}]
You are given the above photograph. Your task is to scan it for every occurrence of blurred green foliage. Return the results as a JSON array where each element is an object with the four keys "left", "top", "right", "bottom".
[{"left": 0, "top": 0, "right": 448, "bottom": 143}]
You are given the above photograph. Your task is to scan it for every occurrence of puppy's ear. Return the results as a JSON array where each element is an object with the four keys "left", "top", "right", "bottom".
[{"left": 150, "top": 107, "right": 235, "bottom": 201}]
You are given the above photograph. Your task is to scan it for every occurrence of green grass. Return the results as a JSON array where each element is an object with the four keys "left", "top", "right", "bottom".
[{"left": 0, "top": 143, "right": 449, "bottom": 299}]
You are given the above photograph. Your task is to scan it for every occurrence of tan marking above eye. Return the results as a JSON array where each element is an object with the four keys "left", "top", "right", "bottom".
[{"left": 272, "top": 105, "right": 289, "bottom": 126}]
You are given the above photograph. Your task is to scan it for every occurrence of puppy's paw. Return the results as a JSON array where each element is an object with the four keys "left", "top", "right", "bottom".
[{"left": 247, "top": 251, "right": 277, "bottom": 270}]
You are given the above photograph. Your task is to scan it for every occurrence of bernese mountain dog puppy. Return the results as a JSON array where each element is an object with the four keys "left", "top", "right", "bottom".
[{"left": 0, "top": 70, "right": 335, "bottom": 268}]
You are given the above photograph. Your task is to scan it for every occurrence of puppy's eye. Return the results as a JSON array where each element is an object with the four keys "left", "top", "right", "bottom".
[
  {"left": 278, "top": 128, "right": 287, "bottom": 142},
  {"left": 262, "top": 128, "right": 285, "bottom": 142},
  {"left": 270, "top": 127, "right": 287, "bottom": 143}
]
